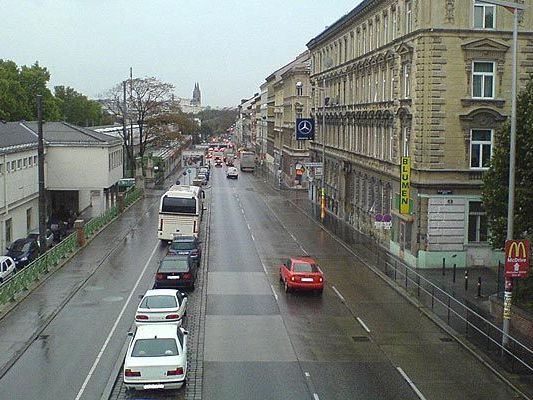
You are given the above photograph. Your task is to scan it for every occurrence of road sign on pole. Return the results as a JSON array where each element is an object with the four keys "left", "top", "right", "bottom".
[
  {"left": 295, "top": 118, "right": 315, "bottom": 140},
  {"left": 504, "top": 240, "right": 530, "bottom": 278}
]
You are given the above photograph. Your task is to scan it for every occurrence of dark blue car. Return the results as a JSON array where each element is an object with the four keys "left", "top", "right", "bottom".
[
  {"left": 6, "top": 238, "right": 40, "bottom": 270},
  {"left": 167, "top": 236, "right": 202, "bottom": 265}
]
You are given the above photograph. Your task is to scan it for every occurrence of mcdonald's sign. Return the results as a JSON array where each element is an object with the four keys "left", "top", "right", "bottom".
[{"left": 504, "top": 240, "right": 530, "bottom": 278}]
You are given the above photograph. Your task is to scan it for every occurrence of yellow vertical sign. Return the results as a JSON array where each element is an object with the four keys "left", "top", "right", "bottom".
[{"left": 400, "top": 157, "right": 411, "bottom": 214}]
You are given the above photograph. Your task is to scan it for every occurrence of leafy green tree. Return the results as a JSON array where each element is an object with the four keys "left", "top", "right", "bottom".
[
  {"left": 55, "top": 85, "right": 103, "bottom": 126},
  {"left": 483, "top": 75, "right": 533, "bottom": 306},
  {"left": 0, "top": 60, "right": 60, "bottom": 121},
  {"left": 196, "top": 108, "right": 238, "bottom": 137}
]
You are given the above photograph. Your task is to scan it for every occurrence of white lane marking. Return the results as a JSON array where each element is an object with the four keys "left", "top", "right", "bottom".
[
  {"left": 247, "top": 223, "right": 251, "bottom": 230},
  {"left": 357, "top": 317, "right": 371, "bottom": 333},
  {"left": 304, "top": 372, "right": 310, "bottom": 378},
  {"left": 270, "top": 284, "right": 278, "bottom": 300},
  {"left": 74, "top": 242, "right": 159, "bottom": 400},
  {"left": 397, "top": 367, "right": 428, "bottom": 400},
  {"left": 332, "top": 286, "right": 345, "bottom": 303},
  {"left": 313, "top": 394, "right": 320, "bottom": 400},
  {"left": 251, "top": 233, "right": 255, "bottom": 241}
]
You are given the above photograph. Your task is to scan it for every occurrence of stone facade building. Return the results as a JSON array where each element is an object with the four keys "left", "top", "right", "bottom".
[{"left": 306, "top": 0, "right": 533, "bottom": 268}]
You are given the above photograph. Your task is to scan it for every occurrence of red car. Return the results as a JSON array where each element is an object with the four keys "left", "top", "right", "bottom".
[{"left": 279, "top": 256, "right": 324, "bottom": 294}]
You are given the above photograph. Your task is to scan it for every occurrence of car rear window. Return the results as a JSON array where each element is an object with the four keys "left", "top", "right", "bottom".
[
  {"left": 170, "top": 241, "right": 195, "bottom": 251},
  {"left": 159, "top": 259, "right": 190, "bottom": 273},
  {"left": 140, "top": 295, "right": 177, "bottom": 309},
  {"left": 162, "top": 197, "right": 196, "bottom": 214},
  {"left": 293, "top": 263, "right": 318, "bottom": 273},
  {"left": 132, "top": 338, "right": 179, "bottom": 357}
]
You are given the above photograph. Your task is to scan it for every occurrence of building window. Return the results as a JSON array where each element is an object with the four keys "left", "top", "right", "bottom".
[
  {"left": 17, "top": 159, "right": 21, "bottom": 169},
  {"left": 0, "top": 163, "right": 3, "bottom": 174},
  {"left": 33, "top": 155, "right": 37, "bottom": 164},
  {"left": 296, "top": 85, "right": 303, "bottom": 96},
  {"left": 402, "top": 127, "right": 410, "bottom": 157},
  {"left": 5, "top": 218, "right": 12, "bottom": 245},
  {"left": 391, "top": 7, "right": 397, "bottom": 40},
  {"left": 26, "top": 208, "right": 32, "bottom": 232},
  {"left": 470, "top": 129, "right": 492, "bottom": 169},
  {"left": 11, "top": 161, "right": 16, "bottom": 171},
  {"left": 468, "top": 201, "right": 488, "bottom": 242},
  {"left": 383, "top": 13, "right": 388, "bottom": 44},
  {"left": 474, "top": 2, "right": 495, "bottom": 29},
  {"left": 405, "top": 1, "right": 412, "bottom": 33},
  {"left": 403, "top": 63, "right": 411, "bottom": 98},
  {"left": 472, "top": 61, "right": 495, "bottom": 99},
  {"left": 23, "top": 158, "right": 27, "bottom": 168}
]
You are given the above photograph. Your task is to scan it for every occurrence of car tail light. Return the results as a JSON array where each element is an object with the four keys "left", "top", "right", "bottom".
[
  {"left": 166, "top": 314, "right": 180, "bottom": 320},
  {"left": 125, "top": 369, "right": 141, "bottom": 377},
  {"left": 319, "top": 277, "right": 323, "bottom": 282},
  {"left": 193, "top": 221, "right": 198, "bottom": 233},
  {"left": 159, "top": 219, "right": 163, "bottom": 231},
  {"left": 183, "top": 273, "right": 192, "bottom": 279},
  {"left": 167, "top": 367, "right": 184, "bottom": 376},
  {"left": 135, "top": 314, "right": 149, "bottom": 320},
  {"left": 191, "top": 250, "right": 198, "bottom": 256},
  {"left": 290, "top": 276, "right": 295, "bottom": 282},
  {"left": 156, "top": 273, "right": 164, "bottom": 281}
]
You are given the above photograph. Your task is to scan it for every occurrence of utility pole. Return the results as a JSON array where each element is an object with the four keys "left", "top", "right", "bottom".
[
  {"left": 122, "top": 81, "right": 128, "bottom": 176},
  {"left": 129, "top": 67, "right": 134, "bottom": 174},
  {"left": 37, "top": 95, "right": 46, "bottom": 255}
]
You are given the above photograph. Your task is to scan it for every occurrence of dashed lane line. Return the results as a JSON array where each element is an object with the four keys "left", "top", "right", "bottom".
[
  {"left": 74, "top": 242, "right": 160, "bottom": 400},
  {"left": 332, "top": 286, "right": 345, "bottom": 303},
  {"left": 357, "top": 317, "right": 371, "bottom": 333},
  {"left": 270, "top": 284, "right": 279, "bottom": 301},
  {"left": 397, "top": 367, "right": 428, "bottom": 400}
]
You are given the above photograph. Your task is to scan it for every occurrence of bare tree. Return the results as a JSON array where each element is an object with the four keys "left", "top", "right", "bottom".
[{"left": 101, "top": 77, "right": 175, "bottom": 172}]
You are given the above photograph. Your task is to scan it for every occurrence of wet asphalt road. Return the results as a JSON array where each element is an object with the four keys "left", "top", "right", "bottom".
[{"left": 0, "top": 163, "right": 522, "bottom": 400}]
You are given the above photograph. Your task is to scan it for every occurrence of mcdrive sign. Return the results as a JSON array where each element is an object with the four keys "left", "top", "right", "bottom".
[{"left": 504, "top": 240, "right": 530, "bottom": 278}]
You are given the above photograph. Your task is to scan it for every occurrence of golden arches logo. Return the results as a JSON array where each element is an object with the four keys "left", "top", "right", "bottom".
[{"left": 508, "top": 241, "right": 527, "bottom": 259}]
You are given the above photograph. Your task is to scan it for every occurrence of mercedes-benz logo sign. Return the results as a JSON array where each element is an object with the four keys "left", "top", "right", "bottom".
[{"left": 298, "top": 120, "right": 313, "bottom": 134}]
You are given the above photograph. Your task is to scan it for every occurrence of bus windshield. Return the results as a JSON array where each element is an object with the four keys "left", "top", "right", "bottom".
[{"left": 161, "top": 196, "right": 197, "bottom": 214}]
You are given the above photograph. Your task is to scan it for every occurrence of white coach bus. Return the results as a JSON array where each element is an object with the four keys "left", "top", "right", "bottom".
[{"left": 158, "top": 185, "right": 204, "bottom": 241}]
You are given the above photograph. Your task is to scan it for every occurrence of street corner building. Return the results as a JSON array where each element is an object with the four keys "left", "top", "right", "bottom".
[{"left": 304, "top": 0, "right": 533, "bottom": 269}]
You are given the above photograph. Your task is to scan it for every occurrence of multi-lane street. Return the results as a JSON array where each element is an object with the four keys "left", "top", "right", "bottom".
[{"left": 0, "top": 162, "right": 523, "bottom": 400}]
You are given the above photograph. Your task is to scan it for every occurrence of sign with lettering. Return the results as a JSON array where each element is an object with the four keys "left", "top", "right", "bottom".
[
  {"left": 400, "top": 157, "right": 411, "bottom": 215},
  {"left": 504, "top": 240, "right": 530, "bottom": 278}
]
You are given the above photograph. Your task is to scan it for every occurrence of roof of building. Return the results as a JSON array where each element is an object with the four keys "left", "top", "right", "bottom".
[
  {"left": 306, "top": 0, "right": 373, "bottom": 49},
  {"left": 265, "top": 51, "right": 310, "bottom": 82},
  {"left": 0, "top": 121, "right": 121, "bottom": 153},
  {"left": 0, "top": 121, "right": 38, "bottom": 152}
]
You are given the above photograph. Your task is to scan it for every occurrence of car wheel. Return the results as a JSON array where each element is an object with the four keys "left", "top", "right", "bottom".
[
  {"left": 284, "top": 281, "right": 290, "bottom": 293},
  {"left": 0, "top": 277, "right": 3, "bottom": 284}
]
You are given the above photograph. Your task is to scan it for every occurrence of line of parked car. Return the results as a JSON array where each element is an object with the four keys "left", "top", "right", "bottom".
[
  {"left": 0, "top": 228, "right": 57, "bottom": 283},
  {"left": 123, "top": 234, "right": 202, "bottom": 391}
]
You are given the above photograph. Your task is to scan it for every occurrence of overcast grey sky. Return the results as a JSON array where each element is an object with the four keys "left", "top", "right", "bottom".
[{"left": 2, "top": 0, "right": 361, "bottom": 107}]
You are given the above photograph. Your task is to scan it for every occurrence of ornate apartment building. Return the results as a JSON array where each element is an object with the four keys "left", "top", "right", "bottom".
[{"left": 306, "top": 0, "right": 533, "bottom": 268}]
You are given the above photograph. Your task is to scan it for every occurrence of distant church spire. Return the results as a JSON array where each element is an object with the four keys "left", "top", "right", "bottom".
[{"left": 191, "top": 83, "right": 201, "bottom": 106}]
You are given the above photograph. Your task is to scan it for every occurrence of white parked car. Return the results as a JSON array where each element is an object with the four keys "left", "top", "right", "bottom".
[
  {"left": 0, "top": 256, "right": 16, "bottom": 283},
  {"left": 135, "top": 289, "right": 187, "bottom": 327},
  {"left": 124, "top": 324, "right": 188, "bottom": 390},
  {"left": 226, "top": 166, "right": 238, "bottom": 179}
]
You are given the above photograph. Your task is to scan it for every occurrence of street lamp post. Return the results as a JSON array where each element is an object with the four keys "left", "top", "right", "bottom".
[{"left": 480, "top": 0, "right": 524, "bottom": 348}]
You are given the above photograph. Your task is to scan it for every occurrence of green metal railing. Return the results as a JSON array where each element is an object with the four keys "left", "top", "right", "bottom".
[{"left": 0, "top": 186, "right": 144, "bottom": 309}]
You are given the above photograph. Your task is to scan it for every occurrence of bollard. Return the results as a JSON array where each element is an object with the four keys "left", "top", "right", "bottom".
[
  {"left": 453, "top": 263, "right": 457, "bottom": 283},
  {"left": 117, "top": 192, "right": 125, "bottom": 213},
  {"left": 477, "top": 276, "right": 482, "bottom": 298},
  {"left": 74, "top": 219, "right": 86, "bottom": 247},
  {"left": 464, "top": 270, "right": 469, "bottom": 291},
  {"left": 442, "top": 258, "right": 446, "bottom": 276}
]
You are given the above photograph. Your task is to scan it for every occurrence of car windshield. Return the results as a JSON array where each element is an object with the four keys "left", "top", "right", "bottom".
[
  {"left": 131, "top": 338, "right": 179, "bottom": 357},
  {"left": 10, "top": 241, "right": 31, "bottom": 253},
  {"left": 159, "top": 259, "right": 189, "bottom": 272},
  {"left": 140, "top": 295, "right": 177, "bottom": 309},
  {"left": 293, "top": 263, "right": 318, "bottom": 273},
  {"left": 170, "top": 242, "right": 195, "bottom": 251}
]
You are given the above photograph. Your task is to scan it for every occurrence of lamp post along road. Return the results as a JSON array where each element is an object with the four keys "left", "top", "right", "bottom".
[{"left": 480, "top": 0, "right": 524, "bottom": 348}]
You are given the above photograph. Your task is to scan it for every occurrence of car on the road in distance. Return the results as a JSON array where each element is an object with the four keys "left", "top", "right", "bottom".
[
  {"left": 155, "top": 255, "right": 197, "bottom": 290},
  {"left": 214, "top": 158, "right": 223, "bottom": 167},
  {"left": 199, "top": 166, "right": 210, "bottom": 181},
  {"left": 6, "top": 238, "right": 40, "bottom": 270},
  {"left": 279, "top": 256, "right": 324, "bottom": 294},
  {"left": 135, "top": 289, "right": 188, "bottom": 327},
  {"left": 226, "top": 166, "right": 238, "bottom": 179},
  {"left": 123, "top": 324, "right": 188, "bottom": 390},
  {"left": 168, "top": 235, "right": 201, "bottom": 265},
  {"left": 0, "top": 256, "right": 16, "bottom": 283}
]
